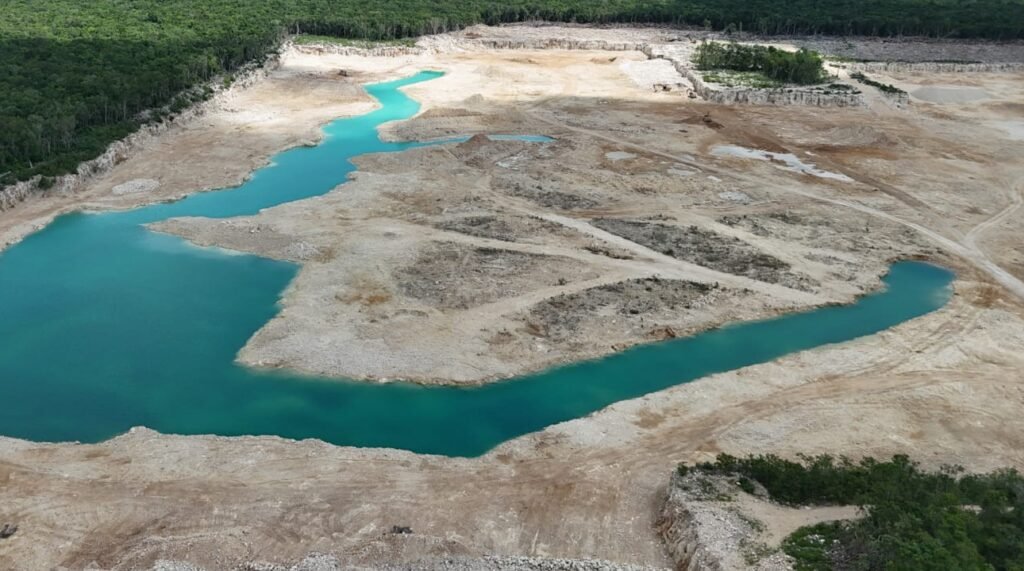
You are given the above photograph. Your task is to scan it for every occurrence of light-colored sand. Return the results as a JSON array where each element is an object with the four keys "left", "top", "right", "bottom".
[{"left": 618, "top": 58, "right": 691, "bottom": 91}]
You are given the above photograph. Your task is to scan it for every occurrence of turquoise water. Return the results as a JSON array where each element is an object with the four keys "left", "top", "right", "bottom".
[{"left": 0, "top": 72, "right": 954, "bottom": 457}]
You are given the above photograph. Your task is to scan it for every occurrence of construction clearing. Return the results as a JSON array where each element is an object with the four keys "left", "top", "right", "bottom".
[{"left": 1, "top": 24, "right": 1023, "bottom": 571}]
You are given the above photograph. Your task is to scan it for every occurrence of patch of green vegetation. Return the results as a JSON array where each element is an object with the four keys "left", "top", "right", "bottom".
[
  {"left": 701, "top": 69, "right": 784, "bottom": 89},
  {"left": 850, "top": 71, "right": 906, "bottom": 95},
  {"left": 294, "top": 34, "right": 416, "bottom": 48},
  {"left": 683, "top": 454, "right": 1024, "bottom": 570},
  {"left": 781, "top": 522, "right": 846, "bottom": 571},
  {"left": 737, "top": 475, "right": 757, "bottom": 494},
  {"left": 694, "top": 42, "right": 828, "bottom": 85}
]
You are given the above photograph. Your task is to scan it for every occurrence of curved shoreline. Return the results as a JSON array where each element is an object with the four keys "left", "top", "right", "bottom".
[{"left": 0, "top": 70, "right": 957, "bottom": 458}]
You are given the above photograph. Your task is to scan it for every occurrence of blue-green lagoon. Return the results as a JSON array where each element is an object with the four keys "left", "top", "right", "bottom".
[{"left": 0, "top": 72, "right": 954, "bottom": 457}]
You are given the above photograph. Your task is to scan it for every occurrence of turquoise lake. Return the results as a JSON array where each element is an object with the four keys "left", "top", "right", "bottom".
[{"left": 0, "top": 71, "right": 954, "bottom": 457}]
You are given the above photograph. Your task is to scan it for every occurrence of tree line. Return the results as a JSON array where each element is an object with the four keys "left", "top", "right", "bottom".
[
  {"left": 2, "top": 0, "right": 1022, "bottom": 187},
  {"left": 685, "top": 454, "right": 1024, "bottom": 569},
  {"left": 671, "top": 0, "right": 1024, "bottom": 38}
]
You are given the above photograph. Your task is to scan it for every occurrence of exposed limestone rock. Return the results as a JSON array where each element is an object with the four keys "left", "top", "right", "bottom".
[
  {"left": 0, "top": 182, "right": 31, "bottom": 211},
  {"left": 443, "top": 37, "right": 646, "bottom": 52},
  {"left": 657, "top": 472, "right": 794, "bottom": 571},
  {"left": 295, "top": 44, "right": 424, "bottom": 57},
  {"left": 295, "top": 24, "right": 659, "bottom": 57}
]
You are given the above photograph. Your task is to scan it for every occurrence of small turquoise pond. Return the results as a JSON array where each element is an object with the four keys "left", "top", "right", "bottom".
[{"left": 0, "top": 72, "right": 954, "bottom": 457}]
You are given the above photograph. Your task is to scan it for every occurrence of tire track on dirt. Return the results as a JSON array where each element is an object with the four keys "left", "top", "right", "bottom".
[{"left": 525, "top": 106, "right": 1024, "bottom": 301}]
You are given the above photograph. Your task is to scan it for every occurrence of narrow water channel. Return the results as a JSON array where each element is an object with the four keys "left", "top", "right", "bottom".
[{"left": 0, "top": 72, "right": 954, "bottom": 457}]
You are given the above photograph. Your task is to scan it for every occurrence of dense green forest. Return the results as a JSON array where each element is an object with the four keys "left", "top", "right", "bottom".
[
  {"left": 694, "top": 41, "right": 827, "bottom": 84},
  {"left": 684, "top": 454, "right": 1024, "bottom": 570},
  {"left": 2, "top": 0, "right": 1023, "bottom": 186}
]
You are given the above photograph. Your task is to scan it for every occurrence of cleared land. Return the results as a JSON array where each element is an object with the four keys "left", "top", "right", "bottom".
[{"left": 1, "top": 25, "right": 1024, "bottom": 571}]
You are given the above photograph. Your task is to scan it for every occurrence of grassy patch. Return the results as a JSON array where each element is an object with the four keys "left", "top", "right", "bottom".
[{"left": 701, "top": 70, "right": 784, "bottom": 89}]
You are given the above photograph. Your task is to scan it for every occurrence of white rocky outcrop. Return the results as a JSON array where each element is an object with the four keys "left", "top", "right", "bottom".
[
  {"left": 295, "top": 44, "right": 424, "bottom": 57},
  {"left": 657, "top": 472, "right": 794, "bottom": 571}
]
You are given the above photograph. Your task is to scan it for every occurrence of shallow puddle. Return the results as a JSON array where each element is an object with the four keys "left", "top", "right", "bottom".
[{"left": 711, "top": 145, "right": 854, "bottom": 182}]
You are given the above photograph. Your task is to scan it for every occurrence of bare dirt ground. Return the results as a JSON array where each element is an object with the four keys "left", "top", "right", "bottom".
[{"left": 2, "top": 25, "right": 1024, "bottom": 571}]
